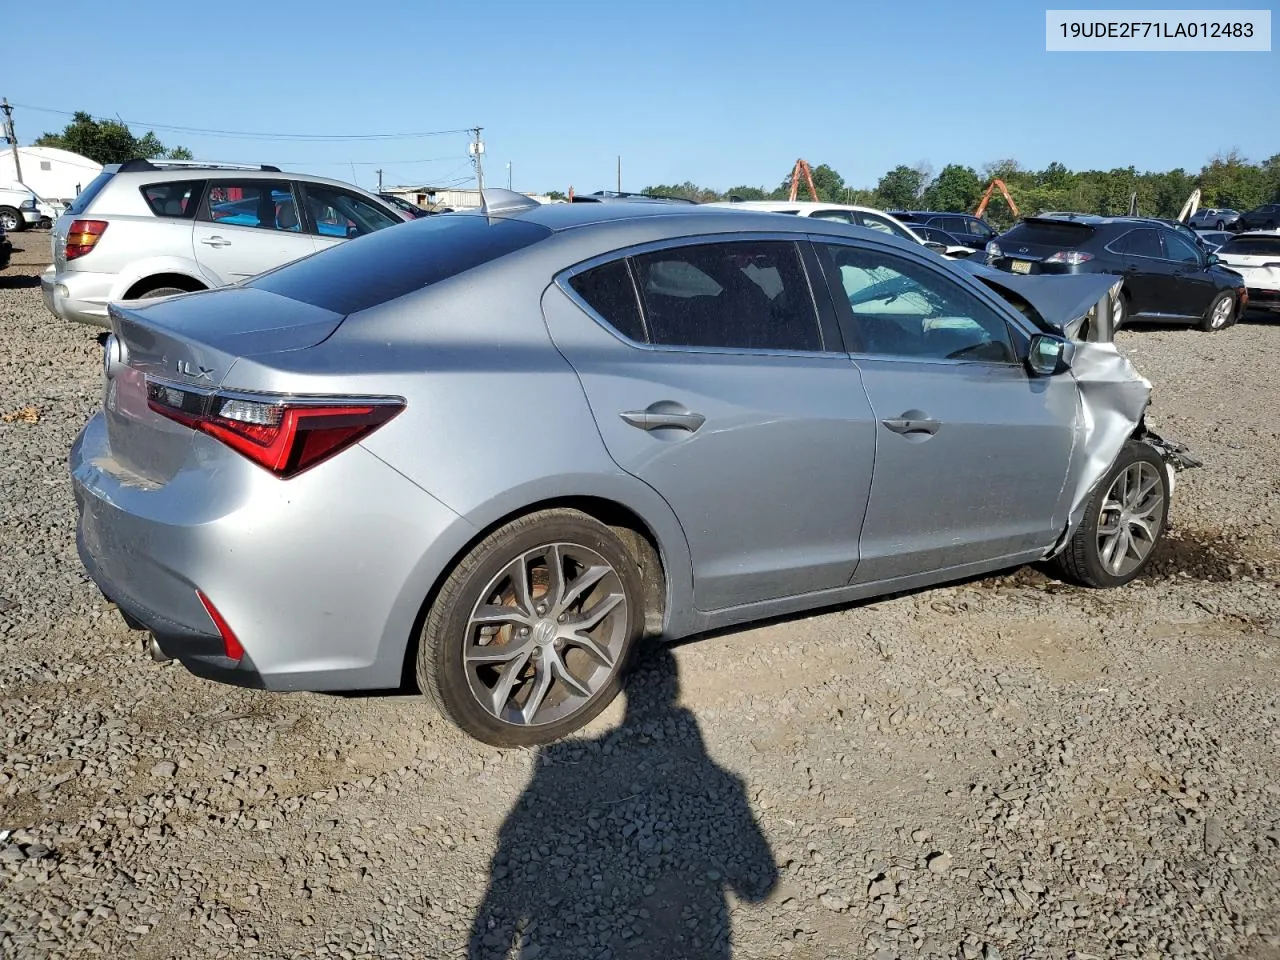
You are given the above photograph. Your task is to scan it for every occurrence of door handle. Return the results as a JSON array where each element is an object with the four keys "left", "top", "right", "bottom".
[
  {"left": 620, "top": 407, "right": 706, "bottom": 433},
  {"left": 882, "top": 413, "right": 941, "bottom": 436},
  {"left": 200, "top": 236, "right": 231, "bottom": 248}
]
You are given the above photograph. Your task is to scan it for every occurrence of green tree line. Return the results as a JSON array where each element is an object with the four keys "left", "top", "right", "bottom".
[
  {"left": 34, "top": 112, "right": 192, "bottom": 165},
  {"left": 641, "top": 152, "right": 1280, "bottom": 228}
]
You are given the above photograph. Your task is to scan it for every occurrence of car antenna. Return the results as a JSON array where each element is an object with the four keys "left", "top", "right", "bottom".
[{"left": 478, "top": 187, "right": 540, "bottom": 218}]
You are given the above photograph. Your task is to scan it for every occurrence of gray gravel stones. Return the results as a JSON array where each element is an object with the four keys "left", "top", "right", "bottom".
[{"left": 2, "top": 244, "right": 1280, "bottom": 959}]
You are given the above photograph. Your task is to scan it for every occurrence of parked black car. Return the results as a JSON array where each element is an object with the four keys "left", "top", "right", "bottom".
[
  {"left": 986, "top": 216, "right": 1245, "bottom": 332},
  {"left": 890, "top": 211, "right": 998, "bottom": 251},
  {"left": 0, "top": 224, "right": 10, "bottom": 271},
  {"left": 1236, "top": 203, "right": 1280, "bottom": 231}
]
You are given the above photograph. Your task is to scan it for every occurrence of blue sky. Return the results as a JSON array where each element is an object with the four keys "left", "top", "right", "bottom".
[{"left": 9, "top": 0, "right": 1277, "bottom": 194}]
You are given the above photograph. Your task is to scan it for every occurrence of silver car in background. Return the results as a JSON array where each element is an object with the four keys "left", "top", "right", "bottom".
[
  {"left": 71, "top": 193, "right": 1194, "bottom": 746},
  {"left": 41, "top": 159, "right": 403, "bottom": 327}
]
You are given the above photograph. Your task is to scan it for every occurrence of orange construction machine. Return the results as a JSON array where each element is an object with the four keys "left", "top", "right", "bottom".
[{"left": 974, "top": 179, "right": 1019, "bottom": 219}]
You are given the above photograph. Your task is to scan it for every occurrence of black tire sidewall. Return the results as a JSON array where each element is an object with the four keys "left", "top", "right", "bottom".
[
  {"left": 1073, "top": 443, "right": 1170, "bottom": 588},
  {"left": 134, "top": 287, "right": 189, "bottom": 300},
  {"left": 421, "top": 511, "right": 644, "bottom": 747},
  {"left": 0, "top": 208, "right": 21, "bottom": 231}
]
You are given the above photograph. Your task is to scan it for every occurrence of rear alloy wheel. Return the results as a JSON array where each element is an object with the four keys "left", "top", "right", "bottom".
[
  {"left": 1112, "top": 289, "right": 1127, "bottom": 329},
  {"left": 1199, "top": 291, "right": 1236, "bottom": 332},
  {"left": 129, "top": 286, "right": 191, "bottom": 301},
  {"left": 1049, "top": 441, "right": 1169, "bottom": 588},
  {"left": 0, "top": 207, "right": 21, "bottom": 232},
  {"left": 1215, "top": 220, "right": 1225, "bottom": 230},
  {"left": 417, "top": 509, "right": 644, "bottom": 746}
]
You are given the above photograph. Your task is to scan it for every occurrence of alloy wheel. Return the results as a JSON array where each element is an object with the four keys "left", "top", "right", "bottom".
[
  {"left": 1096, "top": 461, "right": 1164, "bottom": 577},
  {"left": 463, "top": 542, "right": 628, "bottom": 727},
  {"left": 1210, "top": 296, "right": 1233, "bottom": 329}
]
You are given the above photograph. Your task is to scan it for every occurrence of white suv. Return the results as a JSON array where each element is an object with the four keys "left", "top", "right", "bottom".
[
  {"left": 0, "top": 182, "right": 41, "bottom": 232},
  {"left": 41, "top": 159, "right": 404, "bottom": 327}
]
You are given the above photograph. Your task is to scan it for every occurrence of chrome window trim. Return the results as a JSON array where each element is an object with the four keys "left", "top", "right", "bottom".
[{"left": 556, "top": 232, "right": 845, "bottom": 359}]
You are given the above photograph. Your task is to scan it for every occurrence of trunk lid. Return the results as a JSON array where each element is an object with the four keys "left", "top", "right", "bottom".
[
  {"left": 102, "top": 287, "right": 346, "bottom": 484},
  {"left": 993, "top": 219, "right": 1097, "bottom": 268}
]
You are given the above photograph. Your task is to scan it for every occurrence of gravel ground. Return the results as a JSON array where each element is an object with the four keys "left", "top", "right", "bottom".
[{"left": 1, "top": 233, "right": 1279, "bottom": 960}]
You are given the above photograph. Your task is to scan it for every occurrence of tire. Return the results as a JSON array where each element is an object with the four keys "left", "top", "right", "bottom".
[
  {"left": 1112, "top": 289, "right": 1128, "bottom": 330},
  {"left": 1049, "top": 441, "right": 1170, "bottom": 589},
  {"left": 130, "top": 285, "right": 192, "bottom": 301},
  {"left": 1199, "top": 290, "right": 1236, "bottom": 332},
  {"left": 0, "top": 207, "right": 22, "bottom": 232},
  {"left": 416, "top": 509, "right": 645, "bottom": 746},
  {"left": 1215, "top": 220, "right": 1225, "bottom": 230}
]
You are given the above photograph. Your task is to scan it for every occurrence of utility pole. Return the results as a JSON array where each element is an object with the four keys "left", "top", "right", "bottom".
[
  {"left": 1, "top": 99, "right": 22, "bottom": 184},
  {"left": 468, "top": 127, "right": 485, "bottom": 195},
  {"left": 506, "top": 162, "right": 512, "bottom": 190},
  {"left": 376, "top": 169, "right": 383, "bottom": 193},
  {"left": 617, "top": 155, "right": 621, "bottom": 193}
]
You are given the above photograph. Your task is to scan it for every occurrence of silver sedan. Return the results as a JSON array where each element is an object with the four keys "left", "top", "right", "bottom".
[{"left": 70, "top": 193, "right": 1193, "bottom": 745}]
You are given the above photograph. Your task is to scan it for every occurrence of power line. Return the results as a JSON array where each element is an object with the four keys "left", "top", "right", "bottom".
[{"left": 11, "top": 102, "right": 475, "bottom": 142}]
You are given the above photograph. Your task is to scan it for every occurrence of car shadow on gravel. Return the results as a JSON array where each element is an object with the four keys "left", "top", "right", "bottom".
[
  {"left": 0, "top": 275, "right": 40, "bottom": 289},
  {"left": 467, "top": 646, "right": 778, "bottom": 960}
]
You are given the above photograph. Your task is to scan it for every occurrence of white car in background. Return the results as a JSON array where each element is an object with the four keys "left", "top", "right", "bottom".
[
  {"left": 703, "top": 200, "right": 953, "bottom": 254},
  {"left": 1214, "top": 231, "right": 1280, "bottom": 316},
  {"left": 0, "top": 181, "right": 41, "bottom": 232},
  {"left": 41, "top": 158, "right": 403, "bottom": 327}
]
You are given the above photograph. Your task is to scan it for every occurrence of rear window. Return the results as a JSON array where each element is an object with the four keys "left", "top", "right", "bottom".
[
  {"left": 1000, "top": 221, "right": 1095, "bottom": 247},
  {"left": 248, "top": 214, "right": 552, "bottom": 315},
  {"left": 1220, "top": 236, "right": 1280, "bottom": 256},
  {"left": 65, "top": 172, "right": 114, "bottom": 216}
]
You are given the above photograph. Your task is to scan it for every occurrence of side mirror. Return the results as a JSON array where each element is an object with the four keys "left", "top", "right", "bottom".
[
  {"left": 1026, "top": 334, "right": 1068, "bottom": 377},
  {"left": 1206, "top": 253, "right": 1220, "bottom": 267},
  {"left": 923, "top": 240, "right": 947, "bottom": 254}
]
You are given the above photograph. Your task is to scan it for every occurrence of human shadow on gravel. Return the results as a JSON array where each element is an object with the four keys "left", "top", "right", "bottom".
[{"left": 468, "top": 647, "right": 778, "bottom": 960}]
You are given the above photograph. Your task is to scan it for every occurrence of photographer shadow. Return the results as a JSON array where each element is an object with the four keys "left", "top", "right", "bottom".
[{"left": 469, "top": 646, "right": 777, "bottom": 959}]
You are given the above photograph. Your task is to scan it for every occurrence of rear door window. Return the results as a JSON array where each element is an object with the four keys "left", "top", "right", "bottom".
[
  {"left": 856, "top": 212, "right": 914, "bottom": 240},
  {"left": 1110, "top": 228, "right": 1163, "bottom": 259},
  {"left": 630, "top": 241, "right": 823, "bottom": 352},
  {"left": 199, "top": 180, "right": 300, "bottom": 232},
  {"left": 141, "top": 180, "right": 204, "bottom": 218},
  {"left": 808, "top": 209, "right": 856, "bottom": 224}
]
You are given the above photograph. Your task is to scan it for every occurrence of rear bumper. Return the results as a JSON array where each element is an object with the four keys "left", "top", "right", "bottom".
[
  {"left": 42, "top": 265, "right": 118, "bottom": 327},
  {"left": 1245, "top": 287, "right": 1280, "bottom": 313},
  {"left": 71, "top": 411, "right": 472, "bottom": 692}
]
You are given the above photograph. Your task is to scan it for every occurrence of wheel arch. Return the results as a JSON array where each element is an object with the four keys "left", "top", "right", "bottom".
[
  {"left": 121, "top": 272, "right": 208, "bottom": 300},
  {"left": 393, "top": 481, "right": 694, "bottom": 690}
]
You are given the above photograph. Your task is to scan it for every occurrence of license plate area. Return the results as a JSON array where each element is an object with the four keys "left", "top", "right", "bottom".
[{"left": 1011, "top": 260, "right": 1032, "bottom": 275}]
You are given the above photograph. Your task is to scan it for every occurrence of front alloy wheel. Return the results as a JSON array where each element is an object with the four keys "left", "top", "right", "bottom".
[
  {"left": 417, "top": 509, "right": 644, "bottom": 746},
  {"left": 1049, "top": 441, "right": 1170, "bottom": 588}
]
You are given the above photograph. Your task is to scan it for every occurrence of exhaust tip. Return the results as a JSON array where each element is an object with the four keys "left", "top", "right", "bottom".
[{"left": 145, "top": 633, "right": 172, "bottom": 663}]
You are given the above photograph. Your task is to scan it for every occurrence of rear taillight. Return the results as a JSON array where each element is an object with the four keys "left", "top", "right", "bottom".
[
  {"left": 66, "top": 219, "right": 108, "bottom": 260},
  {"left": 197, "top": 591, "right": 244, "bottom": 661},
  {"left": 146, "top": 379, "right": 403, "bottom": 479},
  {"left": 1044, "top": 250, "right": 1094, "bottom": 265}
]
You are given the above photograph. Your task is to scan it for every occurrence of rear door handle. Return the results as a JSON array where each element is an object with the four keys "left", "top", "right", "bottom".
[
  {"left": 200, "top": 236, "right": 231, "bottom": 248},
  {"left": 621, "top": 408, "right": 706, "bottom": 433},
  {"left": 882, "top": 414, "right": 941, "bottom": 436}
]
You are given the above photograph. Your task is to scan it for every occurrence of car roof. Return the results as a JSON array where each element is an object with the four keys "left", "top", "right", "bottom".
[
  {"left": 99, "top": 159, "right": 383, "bottom": 194},
  {"left": 472, "top": 200, "right": 928, "bottom": 251},
  {"left": 704, "top": 200, "right": 891, "bottom": 215}
]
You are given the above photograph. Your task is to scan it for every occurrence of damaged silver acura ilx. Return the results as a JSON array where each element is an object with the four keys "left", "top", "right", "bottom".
[{"left": 71, "top": 195, "right": 1197, "bottom": 745}]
